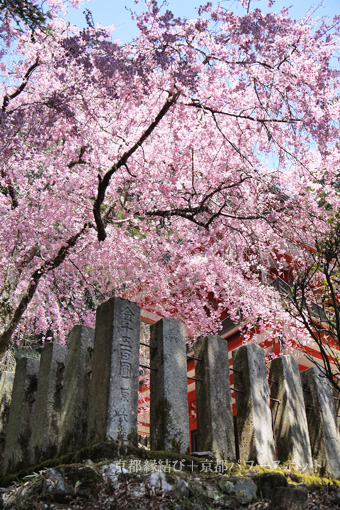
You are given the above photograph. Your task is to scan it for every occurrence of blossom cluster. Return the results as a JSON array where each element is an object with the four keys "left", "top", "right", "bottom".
[{"left": 1, "top": 0, "right": 340, "bottom": 356}]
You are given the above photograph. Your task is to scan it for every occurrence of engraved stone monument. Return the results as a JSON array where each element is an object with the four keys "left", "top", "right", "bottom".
[{"left": 87, "top": 297, "right": 141, "bottom": 444}]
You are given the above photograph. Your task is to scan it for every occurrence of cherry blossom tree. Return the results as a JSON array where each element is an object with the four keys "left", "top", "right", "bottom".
[
  {"left": 1, "top": 0, "right": 340, "bottom": 358},
  {"left": 279, "top": 210, "right": 340, "bottom": 392}
]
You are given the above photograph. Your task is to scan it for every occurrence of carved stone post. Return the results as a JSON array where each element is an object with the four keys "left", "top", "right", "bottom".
[
  {"left": 29, "top": 343, "right": 67, "bottom": 465},
  {"left": 301, "top": 367, "right": 340, "bottom": 478},
  {"left": 150, "top": 318, "right": 190, "bottom": 453},
  {"left": 2, "top": 358, "right": 40, "bottom": 474},
  {"left": 232, "top": 343, "right": 276, "bottom": 466},
  {"left": 58, "top": 325, "right": 94, "bottom": 454},
  {"left": 87, "top": 297, "right": 141, "bottom": 444},
  {"left": 194, "top": 335, "right": 235, "bottom": 460},
  {"left": 0, "top": 371, "right": 14, "bottom": 459},
  {"left": 269, "top": 356, "right": 312, "bottom": 471}
]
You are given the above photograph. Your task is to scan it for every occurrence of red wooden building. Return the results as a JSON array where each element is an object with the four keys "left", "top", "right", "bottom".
[{"left": 136, "top": 272, "right": 339, "bottom": 451}]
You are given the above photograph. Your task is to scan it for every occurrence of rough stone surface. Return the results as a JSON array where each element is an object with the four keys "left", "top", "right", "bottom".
[
  {"left": 102, "top": 462, "right": 129, "bottom": 487},
  {"left": 2, "top": 465, "right": 103, "bottom": 509},
  {"left": 58, "top": 325, "right": 94, "bottom": 454},
  {"left": 2, "top": 357, "right": 40, "bottom": 475},
  {"left": 148, "top": 472, "right": 173, "bottom": 492},
  {"left": 232, "top": 343, "right": 276, "bottom": 466},
  {"left": 269, "top": 486, "right": 308, "bottom": 510},
  {"left": 190, "top": 451, "right": 214, "bottom": 459},
  {"left": 150, "top": 317, "right": 190, "bottom": 453},
  {"left": 301, "top": 366, "right": 340, "bottom": 478},
  {"left": 232, "top": 478, "right": 257, "bottom": 504},
  {"left": 269, "top": 356, "right": 312, "bottom": 471},
  {"left": 172, "top": 477, "right": 190, "bottom": 499},
  {"left": 1, "top": 450, "right": 339, "bottom": 510},
  {"left": 147, "top": 472, "right": 190, "bottom": 499},
  {"left": 29, "top": 343, "right": 67, "bottom": 465},
  {"left": 252, "top": 472, "right": 288, "bottom": 499},
  {"left": 194, "top": 335, "right": 236, "bottom": 460},
  {"left": 0, "top": 371, "right": 14, "bottom": 459},
  {"left": 333, "top": 387, "right": 340, "bottom": 430},
  {"left": 87, "top": 297, "right": 141, "bottom": 444}
]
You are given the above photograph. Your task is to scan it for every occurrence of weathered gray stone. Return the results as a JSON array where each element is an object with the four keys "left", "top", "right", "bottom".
[
  {"left": 332, "top": 387, "right": 340, "bottom": 430},
  {"left": 87, "top": 297, "right": 141, "bottom": 444},
  {"left": 2, "top": 357, "right": 40, "bottom": 474},
  {"left": 0, "top": 371, "right": 14, "bottom": 458},
  {"left": 269, "top": 486, "right": 308, "bottom": 510},
  {"left": 29, "top": 343, "right": 67, "bottom": 465},
  {"left": 190, "top": 451, "right": 214, "bottom": 459},
  {"left": 102, "top": 462, "right": 130, "bottom": 487},
  {"left": 218, "top": 477, "right": 257, "bottom": 503},
  {"left": 44, "top": 465, "right": 103, "bottom": 499},
  {"left": 172, "top": 478, "right": 190, "bottom": 499},
  {"left": 58, "top": 325, "right": 94, "bottom": 454},
  {"left": 148, "top": 472, "right": 173, "bottom": 492},
  {"left": 194, "top": 335, "right": 235, "bottom": 460},
  {"left": 269, "top": 356, "right": 312, "bottom": 471},
  {"left": 2, "top": 465, "right": 104, "bottom": 509},
  {"left": 150, "top": 318, "right": 190, "bottom": 453},
  {"left": 234, "top": 478, "right": 257, "bottom": 504},
  {"left": 252, "top": 472, "right": 288, "bottom": 499},
  {"left": 301, "top": 367, "right": 340, "bottom": 478},
  {"left": 232, "top": 343, "right": 276, "bottom": 466}
]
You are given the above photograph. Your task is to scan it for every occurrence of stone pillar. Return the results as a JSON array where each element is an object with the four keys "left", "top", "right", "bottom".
[
  {"left": 269, "top": 356, "right": 312, "bottom": 471},
  {"left": 87, "top": 297, "right": 141, "bottom": 444},
  {"left": 150, "top": 318, "right": 190, "bottom": 453},
  {"left": 2, "top": 358, "right": 40, "bottom": 475},
  {"left": 0, "top": 371, "right": 14, "bottom": 458},
  {"left": 58, "top": 325, "right": 94, "bottom": 454},
  {"left": 29, "top": 343, "right": 67, "bottom": 465},
  {"left": 194, "top": 335, "right": 235, "bottom": 460},
  {"left": 301, "top": 367, "right": 340, "bottom": 478},
  {"left": 332, "top": 387, "right": 340, "bottom": 430},
  {"left": 232, "top": 343, "right": 276, "bottom": 466}
]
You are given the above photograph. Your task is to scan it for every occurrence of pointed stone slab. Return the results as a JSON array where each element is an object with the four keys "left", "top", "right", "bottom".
[
  {"left": 87, "top": 297, "right": 141, "bottom": 444},
  {"left": 58, "top": 325, "right": 94, "bottom": 454},
  {"left": 2, "top": 358, "right": 40, "bottom": 475},
  {"left": 301, "top": 367, "right": 340, "bottom": 478},
  {"left": 269, "top": 356, "right": 312, "bottom": 471},
  {"left": 194, "top": 335, "right": 235, "bottom": 460},
  {"left": 29, "top": 343, "right": 67, "bottom": 465},
  {"left": 150, "top": 317, "right": 190, "bottom": 453},
  {"left": 232, "top": 343, "right": 276, "bottom": 466},
  {"left": 0, "top": 371, "right": 14, "bottom": 458}
]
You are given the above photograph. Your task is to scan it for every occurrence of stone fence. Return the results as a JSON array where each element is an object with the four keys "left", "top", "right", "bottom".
[{"left": 1, "top": 297, "right": 340, "bottom": 479}]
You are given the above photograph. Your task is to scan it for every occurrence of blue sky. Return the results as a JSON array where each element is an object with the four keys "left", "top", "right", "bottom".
[{"left": 65, "top": 0, "right": 340, "bottom": 43}]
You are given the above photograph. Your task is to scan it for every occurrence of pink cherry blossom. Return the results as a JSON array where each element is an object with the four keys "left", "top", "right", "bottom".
[{"left": 0, "top": 0, "right": 340, "bottom": 358}]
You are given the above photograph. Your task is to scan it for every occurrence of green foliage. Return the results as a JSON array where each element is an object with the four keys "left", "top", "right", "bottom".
[{"left": 0, "top": 0, "right": 51, "bottom": 32}]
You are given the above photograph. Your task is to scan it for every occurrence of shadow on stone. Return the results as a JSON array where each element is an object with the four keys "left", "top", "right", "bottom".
[{"left": 269, "top": 486, "right": 308, "bottom": 510}]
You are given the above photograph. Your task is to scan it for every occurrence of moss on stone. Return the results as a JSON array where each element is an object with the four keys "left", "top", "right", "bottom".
[
  {"left": 2, "top": 437, "right": 340, "bottom": 499},
  {"left": 288, "top": 471, "right": 340, "bottom": 487},
  {"left": 0, "top": 440, "right": 211, "bottom": 487}
]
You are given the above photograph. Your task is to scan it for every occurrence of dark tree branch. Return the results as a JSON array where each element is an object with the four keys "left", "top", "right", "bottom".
[
  {"left": 0, "top": 169, "right": 18, "bottom": 209},
  {"left": 0, "top": 222, "right": 91, "bottom": 357},
  {"left": 93, "top": 91, "right": 181, "bottom": 241},
  {"left": 187, "top": 100, "right": 300, "bottom": 124},
  {"left": 2, "top": 57, "right": 39, "bottom": 112},
  {"left": 7, "top": 181, "right": 18, "bottom": 209},
  {"left": 68, "top": 146, "right": 87, "bottom": 169},
  {"left": 282, "top": 246, "right": 340, "bottom": 393},
  {"left": 144, "top": 175, "right": 286, "bottom": 229}
]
